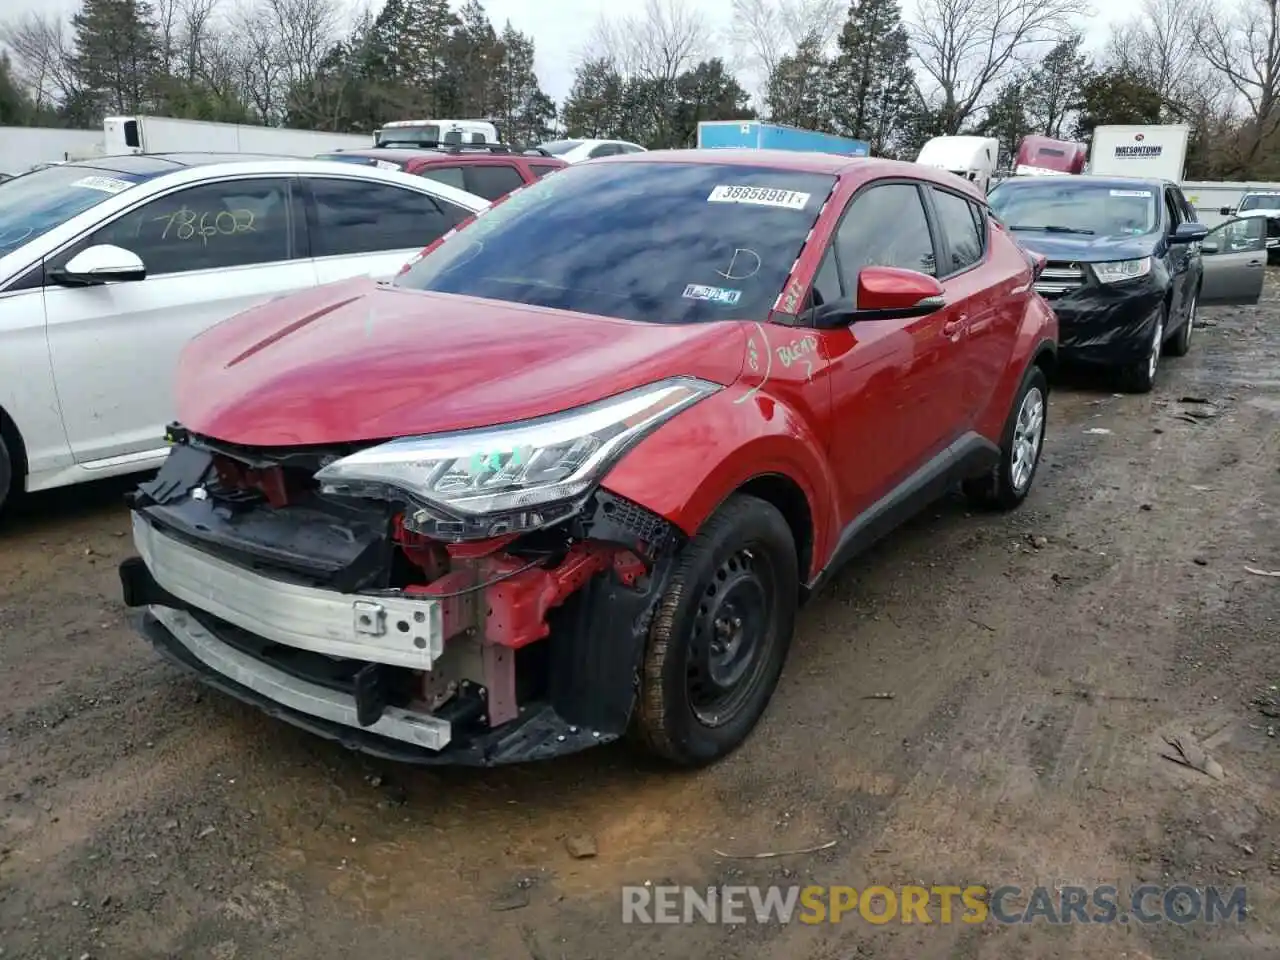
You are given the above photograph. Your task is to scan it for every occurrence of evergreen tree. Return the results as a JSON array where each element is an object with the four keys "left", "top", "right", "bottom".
[
  {"left": 0, "top": 54, "right": 34, "bottom": 126},
  {"left": 672, "top": 59, "right": 755, "bottom": 147},
  {"left": 825, "top": 0, "right": 915, "bottom": 155},
  {"left": 1073, "top": 67, "right": 1162, "bottom": 140},
  {"left": 70, "top": 0, "right": 162, "bottom": 115},
  {"left": 979, "top": 78, "right": 1032, "bottom": 168},
  {"left": 562, "top": 58, "right": 629, "bottom": 139},
  {"left": 764, "top": 35, "right": 830, "bottom": 131},
  {"left": 450, "top": 0, "right": 502, "bottom": 119},
  {"left": 1023, "top": 34, "right": 1091, "bottom": 139}
]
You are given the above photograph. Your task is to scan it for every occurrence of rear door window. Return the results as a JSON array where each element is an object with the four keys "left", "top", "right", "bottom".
[
  {"left": 419, "top": 165, "right": 467, "bottom": 191},
  {"left": 929, "top": 187, "right": 985, "bottom": 274},
  {"left": 529, "top": 163, "right": 561, "bottom": 179},
  {"left": 464, "top": 164, "right": 526, "bottom": 200},
  {"left": 305, "top": 178, "right": 467, "bottom": 257}
]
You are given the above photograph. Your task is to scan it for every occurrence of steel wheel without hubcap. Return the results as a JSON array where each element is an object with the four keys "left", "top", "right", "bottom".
[
  {"left": 632, "top": 493, "right": 799, "bottom": 766},
  {"left": 1011, "top": 386, "right": 1045, "bottom": 494},
  {"left": 687, "top": 547, "right": 774, "bottom": 726}
]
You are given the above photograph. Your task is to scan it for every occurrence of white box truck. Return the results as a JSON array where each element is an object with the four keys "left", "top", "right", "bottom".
[
  {"left": 103, "top": 115, "right": 369, "bottom": 157},
  {"left": 1087, "top": 124, "right": 1190, "bottom": 182}
]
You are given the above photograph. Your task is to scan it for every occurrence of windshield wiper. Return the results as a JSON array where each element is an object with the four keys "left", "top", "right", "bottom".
[{"left": 1008, "top": 224, "right": 1096, "bottom": 235}]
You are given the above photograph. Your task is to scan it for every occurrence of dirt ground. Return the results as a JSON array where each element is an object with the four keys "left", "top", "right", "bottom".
[{"left": 2, "top": 286, "right": 1278, "bottom": 960}]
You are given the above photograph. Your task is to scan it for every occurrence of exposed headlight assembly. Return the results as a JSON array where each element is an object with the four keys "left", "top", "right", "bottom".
[
  {"left": 1092, "top": 257, "right": 1152, "bottom": 284},
  {"left": 314, "top": 377, "right": 719, "bottom": 540}
]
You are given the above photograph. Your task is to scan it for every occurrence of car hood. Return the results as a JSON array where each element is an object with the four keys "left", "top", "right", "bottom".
[
  {"left": 1236, "top": 209, "right": 1280, "bottom": 219},
  {"left": 1009, "top": 231, "right": 1157, "bottom": 262},
  {"left": 177, "top": 278, "right": 749, "bottom": 447}
]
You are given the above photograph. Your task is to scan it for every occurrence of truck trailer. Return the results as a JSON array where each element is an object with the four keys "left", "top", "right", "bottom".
[
  {"left": 1087, "top": 124, "right": 1190, "bottom": 182},
  {"left": 696, "top": 121, "right": 870, "bottom": 157},
  {"left": 104, "top": 116, "right": 370, "bottom": 157}
]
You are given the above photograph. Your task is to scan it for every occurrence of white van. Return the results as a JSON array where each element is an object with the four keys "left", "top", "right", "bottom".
[
  {"left": 915, "top": 136, "right": 999, "bottom": 193},
  {"left": 374, "top": 119, "right": 501, "bottom": 148}
]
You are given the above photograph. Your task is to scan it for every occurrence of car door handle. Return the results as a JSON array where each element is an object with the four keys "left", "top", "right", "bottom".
[{"left": 943, "top": 316, "right": 967, "bottom": 338}]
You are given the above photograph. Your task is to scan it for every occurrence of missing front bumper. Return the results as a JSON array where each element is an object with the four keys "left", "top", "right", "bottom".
[
  {"left": 136, "top": 607, "right": 619, "bottom": 766},
  {"left": 130, "top": 512, "right": 444, "bottom": 670}
]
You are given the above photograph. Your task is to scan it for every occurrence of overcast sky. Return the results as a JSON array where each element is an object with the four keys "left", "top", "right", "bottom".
[{"left": 6, "top": 0, "right": 1140, "bottom": 106}]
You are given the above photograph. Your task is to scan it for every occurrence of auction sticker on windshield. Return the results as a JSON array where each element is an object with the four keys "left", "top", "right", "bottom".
[
  {"left": 708, "top": 185, "right": 811, "bottom": 210},
  {"left": 683, "top": 283, "right": 742, "bottom": 305},
  {"left": 1110, "top": 189, "right": 1153, "bottom": 197},
  {"left": 71, "top": 175, "right": 134, "bottom": 194}
]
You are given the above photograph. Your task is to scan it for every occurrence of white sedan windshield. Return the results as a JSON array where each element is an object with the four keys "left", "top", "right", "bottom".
[{"left": 0, "top": 165, "right": 145, "bottom": 255}]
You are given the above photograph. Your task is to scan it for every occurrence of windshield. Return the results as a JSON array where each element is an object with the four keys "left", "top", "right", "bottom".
[
  {"left": 988, "top": 182, "right": 1158, "bottom": 236},
  {"left": 539, "top": 140, "right": 582, "bottom": 156},
  {"left": 1238, "top": 194, "right": 1280, "bottom": 211},
  {"left": 377, "top": 125, "right": 440, "bottom": 147},
  {"left": 0, "top": 164, "right": 148, "bottom": 255},
  {"left": 395, "top": 161, "right": 835, "bottom": 323}
]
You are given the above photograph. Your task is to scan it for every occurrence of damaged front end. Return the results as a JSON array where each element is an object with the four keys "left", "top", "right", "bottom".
[{"left": 119, "top": 385, "right": 707, "bottom": 764}]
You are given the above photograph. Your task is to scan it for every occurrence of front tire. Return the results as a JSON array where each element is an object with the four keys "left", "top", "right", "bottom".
[
  {"left": 964, "top": 364, "right": 1049, "bottom": 511},
  {"left": 0, "top": 435, "right": 13, "bottom": 519},
  {"left": 631, "top": 494, "right": 798, "bottom": 766},
  {"left": 1121, "top": 309, "right": 1165, "bottom": 393}
]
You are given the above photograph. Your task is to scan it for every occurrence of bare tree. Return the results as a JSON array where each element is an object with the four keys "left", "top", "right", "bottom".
[
  {"left": 1107, "top": 0, "right": 1211, "bottom": 109},
  {"left": 1, "top": 12, "right": 79, "bottom": 110},
  {"left": 728, "top": 0, "right": 844, "bottom": 103},
  {"left": 586, "top": 0, "right": 708, "bottom": 143},
  {"left": 908, "top": 0, "right": 1079, "bottom": 133},
  {"left": 589, "top": 0, "right": 707, "bottom": 83},
  {"left": 1198, "top": 0, "right": 1280, "bottom": 166}
]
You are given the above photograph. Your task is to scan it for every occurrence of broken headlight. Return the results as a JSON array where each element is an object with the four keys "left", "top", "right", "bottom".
[{"left": 314, "top": 377, "right": 718, "bottom": 540}]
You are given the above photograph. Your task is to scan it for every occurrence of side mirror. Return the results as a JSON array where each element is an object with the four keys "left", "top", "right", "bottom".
[
  {"left": 1219, "top": 206, "right": 1233, "bottom": 216},
  {"left": 1028, "top": 251, "right": 1047, "bottom": 280},
  {"left": 854, "top": 265, "right": 945, "bottom": 319},
  {"left": 1201, "top": 238, "right": 1220, "bottom": 254},
  {"left": 1170, "top": 222, "right": 1209, "bottom": 244},
  {"left": 806, "top": 266, "right": 946, "bottom": 328},
  {"left": 53, "top": 244, "right": 147, "bottom": 286}
]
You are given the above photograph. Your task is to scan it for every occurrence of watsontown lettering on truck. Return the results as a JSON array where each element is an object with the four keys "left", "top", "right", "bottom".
[{"left": 1113, "top": 145, "right": 1164, "bottom": 158}]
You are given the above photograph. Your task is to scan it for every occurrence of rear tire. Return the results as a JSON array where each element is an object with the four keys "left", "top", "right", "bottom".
[
  {"left": 1165, "top": 291, "right": 1196, "bottom": 358},
  {"left": 631, "top": 494, "right": 798, "bottom": 766},
  {"left": 964, "top": 365, "right": 1049, "bottom": 511}
]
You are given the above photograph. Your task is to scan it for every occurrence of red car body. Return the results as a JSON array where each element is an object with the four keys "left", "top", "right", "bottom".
[
  {"left": 314, "top": 146, "right": 567, "bottom": 201},
  {"left": 122, "top": 150, "right": 1058, "bottom": 768}
]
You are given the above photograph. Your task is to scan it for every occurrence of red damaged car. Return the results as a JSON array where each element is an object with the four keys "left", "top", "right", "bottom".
[{"left": 120, "top": 151, "right": 1058, "bottom": 767}]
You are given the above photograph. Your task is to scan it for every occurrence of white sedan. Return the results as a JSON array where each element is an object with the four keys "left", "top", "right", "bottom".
[
  {"left": 0, "top": 154, "right": 489, "bottom": 514},
  {"left": 537, "top": 139, "right": 647, "bottom": 163}
]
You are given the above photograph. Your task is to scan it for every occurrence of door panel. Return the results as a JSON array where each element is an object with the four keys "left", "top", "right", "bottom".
[
  {"left": 926, "top": 188, "right": 1015, "bottom": 427},
  {"left": 44, "top": 177, "right": 307, "bottom": 464},
  {"left": 1200, "top": 217, "right": 1266, "bottom": 305},
  {"left": 820, "top": 181, "right": 966, "bottom": 515}
]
